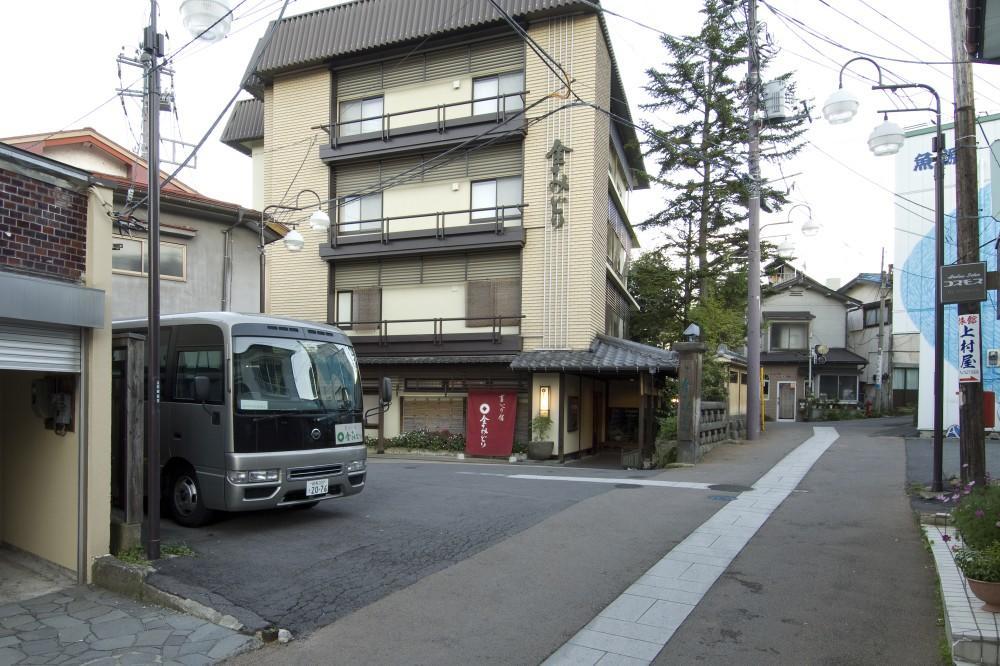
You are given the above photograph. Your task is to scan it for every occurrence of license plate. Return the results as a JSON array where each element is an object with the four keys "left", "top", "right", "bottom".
[{"left": 306, "top": 478, "right": 328, "bottom": 497}]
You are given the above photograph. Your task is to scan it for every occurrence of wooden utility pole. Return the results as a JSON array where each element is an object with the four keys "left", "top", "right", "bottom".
[
  {"left": 951, "top": 0, "right": 986, "bottom": 486},
  {"left": 745, "top": 0, "right": 762, "bottom": 441}
]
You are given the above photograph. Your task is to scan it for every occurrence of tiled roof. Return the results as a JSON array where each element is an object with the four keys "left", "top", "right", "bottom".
[
  {"left": 761, "top": 348, "right": 867, "bottom": 366},
  {"left": 359, "top": 355, "right": 518, "bottom": 365},
  {"left": 511, "top": 335, "right": 678, "bottom": 374},
  {"left": 220, "top": 99, "right": 264, "bottom": 155}
]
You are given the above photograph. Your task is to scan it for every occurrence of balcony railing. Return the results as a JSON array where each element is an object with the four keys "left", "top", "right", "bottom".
[
  {"left": 335, "top": 315, "right": 524, "bottom": 355},
  {"left": 331, "top": 204, "right": 526, "bottom": 247},
  {"left": 316, "top": 92, "right": 528, "bottom": 147}
]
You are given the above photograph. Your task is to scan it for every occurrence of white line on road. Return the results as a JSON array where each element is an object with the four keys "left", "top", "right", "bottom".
[
  {"left": 455, "top": 471, "right": 715, "bottom": 490},
  {"left": 544, "top": 427, "right": 840, "bottom": 666}
]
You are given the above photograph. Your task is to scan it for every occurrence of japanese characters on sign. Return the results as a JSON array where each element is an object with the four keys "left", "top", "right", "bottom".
[
  {"left": 958, "top": 314, "right": 982, "bottom": 384},
  {"left": 940, "top": 262, "right": 987, "bottom": 304},
  {"left": 546, "top": 138, "right": 572, "bottom": 228},
  {"left": 465, "top": 390, "right": 518, "bottom": 457},
  {"left": 912, "top": 148, "right": 956, "bottom": 172}
]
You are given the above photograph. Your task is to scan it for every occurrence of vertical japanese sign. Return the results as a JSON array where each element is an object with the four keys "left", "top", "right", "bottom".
[
  {"left": 958, "top": 314, "right": 982, "bottom": 383},
  {"left": 546, "top": 138, "right": 572, "bottom": 228},
  {"left": 466, "top": 390, "right": 518, "bottom": 457}
]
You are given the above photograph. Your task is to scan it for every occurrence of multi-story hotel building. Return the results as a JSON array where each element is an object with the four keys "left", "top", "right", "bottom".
[{"left": 222, "top": 0, "right": 677, "bottom": 458}]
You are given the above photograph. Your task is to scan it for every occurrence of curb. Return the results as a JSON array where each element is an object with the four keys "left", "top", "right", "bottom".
[{"left": 92, "top": 555, "right": 252, "bottom": 634}]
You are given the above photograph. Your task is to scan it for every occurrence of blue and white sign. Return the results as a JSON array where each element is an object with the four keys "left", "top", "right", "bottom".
[{"left": 958, "top": 314, "right": 982, "bottom": 384}]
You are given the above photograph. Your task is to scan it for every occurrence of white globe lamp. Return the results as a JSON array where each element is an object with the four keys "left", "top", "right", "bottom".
[
  {"left": 179, "top": 0, "right": 233, "bottom": 43},
  {"left": 822, "top": 87, "right": 860, "bottom": 124}
]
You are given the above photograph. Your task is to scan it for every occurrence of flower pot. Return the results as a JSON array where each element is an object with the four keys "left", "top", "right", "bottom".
[
  {"left": 528, "top": 440, "right": 554, "bottom": 460},
  {"left": 967, "top": 578, "right": 1000, "bottom": 612}
]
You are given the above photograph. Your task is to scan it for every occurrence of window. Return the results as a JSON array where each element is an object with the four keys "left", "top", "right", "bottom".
[
  {"left": 863, "top": 301, "right": 892, "bottom": 327},
  {"left": 763, "top": 374, "right": 770, "bottom": 400},
  {"left": 607, "top": 223, "right": 627, "bottom": 276},
  {"left": 818, "top": 374, "right": 858, "bottom": 402},
  {"left": 892, "top": 367, "right": 919, "bottom": 407},
  {"left": 339, "top": 193, "right": 382, "bottom": 233},
  {"left": 466, "top": 278, "right": 521, "bottom": 327},
  {"left": 339, "top": 96, "right": 384, "bottom": 136},
  {"left": 473, "top": 71, "right": 525, "bottom": 116},
  {"left": 336, "top": 291, "right": 353, "bottom": 328},
  {"left": 112, "top": 235, "right": 186, "bottom": 281},
  {"left": 471, "top": 177, "right": 522, "bottom": 221},
  {"left": 769, "top": 323, "right": 807, "bottom": 350},
  {"left": 174, "top": 349, "right": 224, "bottom": 403}
]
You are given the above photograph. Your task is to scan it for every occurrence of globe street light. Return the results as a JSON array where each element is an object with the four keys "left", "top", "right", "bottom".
[
  {"left": 826, "top": 56, "right": 945, "bottom": 492},
  {"left": 261, "top": 189, "right": 332, "bottom": 308}
]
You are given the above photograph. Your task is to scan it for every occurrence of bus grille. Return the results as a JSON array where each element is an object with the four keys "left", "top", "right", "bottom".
[{"left": 287, "top": 463, "right": 343, "bottom": 480}]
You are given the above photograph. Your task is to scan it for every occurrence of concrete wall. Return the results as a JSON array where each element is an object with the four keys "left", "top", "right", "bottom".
[
  {"left": 43, "top": 144, "right": 128, "bottom": 179},
  {"left": 763, "top": 288, "right": 848, "bottom": 349},
  {"left": 110, "top": 210, "right": 261, "bottom": 319}
]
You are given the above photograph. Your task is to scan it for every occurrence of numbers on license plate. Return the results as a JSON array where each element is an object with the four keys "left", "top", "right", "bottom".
[{"left": 306, "top": 478, "right": 328, "bottom": 496}]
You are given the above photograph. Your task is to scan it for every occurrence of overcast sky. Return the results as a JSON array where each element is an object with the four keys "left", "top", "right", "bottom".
[{"left": 4, "top": 0, "right": 1000, "bottom": 284}]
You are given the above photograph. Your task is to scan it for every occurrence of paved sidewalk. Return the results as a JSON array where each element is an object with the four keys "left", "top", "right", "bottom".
[
  {"left": 0, "top": 585, "right": 257, "bottom": 666},
  {"left": 543, "top": 427, "right": 841, "bottom": 664}
]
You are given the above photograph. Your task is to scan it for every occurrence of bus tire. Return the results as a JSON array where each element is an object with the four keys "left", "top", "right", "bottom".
[{"left": 169, "top": 466, "right": 214, "bottom": 527}]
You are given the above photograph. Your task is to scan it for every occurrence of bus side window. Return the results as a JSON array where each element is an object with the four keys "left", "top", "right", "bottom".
[{"left": 174, "top": 349, "right": 224, "bottom": 404}]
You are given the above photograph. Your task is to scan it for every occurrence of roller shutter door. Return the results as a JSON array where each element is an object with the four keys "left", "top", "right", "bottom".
[{"left": 0, "top": 321, "right": 80, "bottom": 373}]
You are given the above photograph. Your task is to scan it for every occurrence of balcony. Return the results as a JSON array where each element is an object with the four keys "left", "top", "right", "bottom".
[
  {"left": 316, "top": 92, "right": 527, "bottom": 163},
  {"left": 337, "top": 315, "right": 523, "bottom": 358},
  {"left": 319, "top": 205, "right": 525, "bottom": 260}
]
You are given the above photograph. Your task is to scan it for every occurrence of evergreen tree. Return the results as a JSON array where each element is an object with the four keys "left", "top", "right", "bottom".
[{"left": 641, "top": 0, "right": 806, "bottom": 318}]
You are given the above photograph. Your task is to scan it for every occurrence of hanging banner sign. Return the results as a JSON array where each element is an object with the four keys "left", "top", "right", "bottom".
[
  {"left": 958, "top": 313, "right": 982, "bottom": 383},
  {"left": 466, "top": 390, "right": 517, "bottom": 457}
]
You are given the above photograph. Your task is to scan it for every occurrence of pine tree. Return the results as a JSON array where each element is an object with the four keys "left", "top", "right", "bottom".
[{"left": 641, "top": 0, "right": 806, "bottom": 319}]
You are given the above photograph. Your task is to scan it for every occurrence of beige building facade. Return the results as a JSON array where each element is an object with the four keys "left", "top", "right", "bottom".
[
  {"left": 223, "top": 0, "right": 675, "bottom": 458},
  {"left": 0, "top": 142, "right": 112, "bottom": 583}
]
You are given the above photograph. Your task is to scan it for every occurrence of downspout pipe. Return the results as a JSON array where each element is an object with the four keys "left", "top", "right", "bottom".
[
  {"left": 76, "top": 328, "right": 89, "bottom": 584},
  {"left": 221, "top": 208, "right": 245, "bottom": 311}
]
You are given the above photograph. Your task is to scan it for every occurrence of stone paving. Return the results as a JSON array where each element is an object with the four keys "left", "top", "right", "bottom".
[{"left": 0, "top": 585, "right": 259, "bottom": 666}]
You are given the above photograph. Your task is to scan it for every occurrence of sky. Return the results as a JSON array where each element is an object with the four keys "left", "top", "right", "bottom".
[{"left": 4, "top": 0, "right": 1000, "bottom": 285}]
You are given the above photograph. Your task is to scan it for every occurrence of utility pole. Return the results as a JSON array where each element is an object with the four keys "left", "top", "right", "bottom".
[
  {"left": 876, "top": 248, "right": 886, "bottom": 415},
  {"left": 745, "top": 0, "right": 762, "bottom": 441},
  {"left": 951, "top": 0, "right": 986, "bottom": 486}
]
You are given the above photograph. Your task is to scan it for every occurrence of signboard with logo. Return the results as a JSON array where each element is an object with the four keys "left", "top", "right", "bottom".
[
  {"left": 940, "top": 262, "right": 987, "bottom": 304},
  {"left": 958, "top": 313, "right": 982, "bottom": 383},
  {"left": 465, "top": 390, "right": 517, "bottom": 457}
]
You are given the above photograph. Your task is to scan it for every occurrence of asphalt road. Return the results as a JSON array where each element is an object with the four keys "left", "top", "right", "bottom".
[{"left": 656, "top": 418, "right": 942, "bottom": 665}]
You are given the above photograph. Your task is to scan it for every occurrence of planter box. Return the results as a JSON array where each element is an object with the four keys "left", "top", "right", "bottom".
[{"left": 528, "top": 440, "right": 554, "bottom": 460}]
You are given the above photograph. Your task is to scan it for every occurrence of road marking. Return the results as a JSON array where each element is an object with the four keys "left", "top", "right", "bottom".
[
  {"left": 455, "top": 471, "right": 715, "bottom": 490},
  {"left": 544, "top": 427, "right": 840, "bottom": 666}
]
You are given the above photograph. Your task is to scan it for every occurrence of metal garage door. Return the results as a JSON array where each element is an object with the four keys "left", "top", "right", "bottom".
[{"left": 0, "top": 321, "right": 80, "bottom": 373}]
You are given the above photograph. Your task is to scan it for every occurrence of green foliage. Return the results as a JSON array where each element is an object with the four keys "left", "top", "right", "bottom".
[
  {"left": 628, "top": 250, "right": 685, "bottom": 347},
  {"left": 115, "top": 542, "right": 194, "bottom": 566},
  {"left": 701, "top": 358, "right": 728, "bottom": 402},
  {"left": 658, "top": 414, "right": 678, "bottom": 440},
  {"left": 531, "top": 415, "right": 553, "bottom": 441},
  {"left": 954, "top": 543, "right": 1000, "bottom": 582},
  {"left": 953, "top": 484, "right": 1000, "bottom": 549},
  {"left": 366, "top": 430, "right": 528, "bottom": 455}
]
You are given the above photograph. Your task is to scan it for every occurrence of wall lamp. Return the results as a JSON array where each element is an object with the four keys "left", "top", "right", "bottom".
[{"left": 539, "top": 386, "right": 551, "bottom": 418}]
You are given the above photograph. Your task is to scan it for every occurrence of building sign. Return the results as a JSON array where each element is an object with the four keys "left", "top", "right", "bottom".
[
  {"left": 959, "top": 313, "right": 982, "bottom": 383},
  {"left": 546, "top": 139, "right": 572, "bottom": 228},
  {"left": 913, "top": 148, "right": 957, "bottom": 171},
  {"left": 465, "top": 390, "right": 517, "bottom": 457},
  {"left": 940, "top": 262, "right": 987, "bottom": 304}
]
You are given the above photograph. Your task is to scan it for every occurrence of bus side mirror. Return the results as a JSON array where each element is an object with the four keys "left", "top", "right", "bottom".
[
  {"left": 194, "top": 376, "right": 211, "bottom": 403},
  {"left": 379, "top": 377, "right": 392, "bottom": 405}
]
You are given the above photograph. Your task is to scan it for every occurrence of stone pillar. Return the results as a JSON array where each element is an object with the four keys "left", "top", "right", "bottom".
[{"left": 675, "top": 342, "right": 706, "bottom": 463}]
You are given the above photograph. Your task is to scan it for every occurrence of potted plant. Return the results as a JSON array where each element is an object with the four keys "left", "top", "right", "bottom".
[
  {"left": 950, "top": 483, "right": 1000, "bottom": 611},
  {"left": 528, "top": 415, "right": 554, "bottom": 460}
]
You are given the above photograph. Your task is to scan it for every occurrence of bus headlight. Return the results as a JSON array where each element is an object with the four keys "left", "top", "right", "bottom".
[
  {"left": 228, "top": 469, "right": 280, "bottom": 484},
  {"left": 346, "top": 460, "right": 366, "bottom": 473}
]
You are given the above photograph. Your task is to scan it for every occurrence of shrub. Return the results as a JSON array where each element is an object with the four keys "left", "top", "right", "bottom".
[
  {"left": 954, "top": 542, "right": 1000, "bottom": 582},
  {"left": 531, "top": 415, "right": 553, "bottom": 441},
  {"left": 657, "top": 414, "right": 678, "bottom": 441},
  {"left": 953, "top": 484, "right": 1000, "bottom": 549}
]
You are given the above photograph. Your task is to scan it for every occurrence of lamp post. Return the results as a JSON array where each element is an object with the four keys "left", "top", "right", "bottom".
[
  {"left": 143, "top": 0, "right": 232, "bottom": 561},
  {"left": 260, "top": 189, "right": 331, "bottom": 312},
  {"left": 823, "top": 56, "right": 945, "bottom": 492}
]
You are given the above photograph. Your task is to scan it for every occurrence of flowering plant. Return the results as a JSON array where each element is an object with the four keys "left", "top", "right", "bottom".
[
  {"left": 954, "top": 543, "right": 1000, "bottom": 582},
  {"left": 951, "top": 482, "right": 1000, "bottom": 550}
]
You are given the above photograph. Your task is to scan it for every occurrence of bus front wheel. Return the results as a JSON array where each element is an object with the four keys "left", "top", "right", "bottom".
[{"left": 169, "top": 466, "right": 214, "bottom": 527}]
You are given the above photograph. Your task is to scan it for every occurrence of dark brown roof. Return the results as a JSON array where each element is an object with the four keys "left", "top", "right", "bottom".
[
  {"left": 221, "top": 99, "right": 264, "bottom": 155},
  {"left": 762, "top": 311, "right": 815, "bottom": 321},
  {"left": 761, "top": 348, "right": 867, "bottom": 366},
  {"left": 511, "top": 335, "right": 678, "bottom": 375}
]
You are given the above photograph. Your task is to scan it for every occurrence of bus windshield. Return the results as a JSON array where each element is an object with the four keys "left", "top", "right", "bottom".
[{"left": 233, "top": 336, "right": 361, "bottom": 413}]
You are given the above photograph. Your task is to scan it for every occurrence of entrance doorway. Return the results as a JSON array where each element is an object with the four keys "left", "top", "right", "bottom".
[{"left": 777, "top": 381, "right": 797, "bottom": 421}]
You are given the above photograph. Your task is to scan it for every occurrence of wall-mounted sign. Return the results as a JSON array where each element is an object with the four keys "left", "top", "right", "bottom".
[
  {"left": 913, "top": 148, "right": 956, "bottom": 172},
  {"left": 940, "top": 262, "right": 987, "bottom": 304},
  {"left": 546, "top": 139, "right": 572, "bottom": 228},
  {"left": 958, "top": 313, "right": 982, "bottom": 384},
  {"left": 465, "top": 390, "right": 517, "bottom": 457}
]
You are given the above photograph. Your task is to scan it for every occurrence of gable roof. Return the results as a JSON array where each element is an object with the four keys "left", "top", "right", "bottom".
[
  {"left": 763, "top": 272, "right": 861, "bottom": 306},
  {"left": 235, "top": 0, "right": 646, "bottom": 185},
  {"left": 511, "top": 335, "right": 678, "bottom": 375},
  {"left": 838, "top": 272, "right": 889, "bottom": 296}
]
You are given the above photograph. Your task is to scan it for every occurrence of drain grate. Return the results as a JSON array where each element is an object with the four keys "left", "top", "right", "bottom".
[{"left": 708, "top": 484, "right": 753, "bottom": 492}]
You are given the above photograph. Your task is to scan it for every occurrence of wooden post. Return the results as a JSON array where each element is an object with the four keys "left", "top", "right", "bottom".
[
  {"left": 376, "top": 374, "right": 386, "bottom": 454},
  {"left": 637, "top": 373, "right": 646, "bottom": 461},
  {"left": 111, "top": 333, "right": 145, "bottom": 553},
  {"left": 675, "top": 342, "right": 706, "bottom": 463}
]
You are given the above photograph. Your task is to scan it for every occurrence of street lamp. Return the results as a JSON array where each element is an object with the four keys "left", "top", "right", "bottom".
[
  {"left": 260, "top": 189, "right": 331, "bottom": 309},
  {"left": 824, "top": 56, "right": 945, "bottom": 492}
]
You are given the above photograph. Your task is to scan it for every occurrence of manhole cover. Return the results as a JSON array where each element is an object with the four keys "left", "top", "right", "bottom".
[
  {"left": 708, "top": 495, "right": 738, "bottom": 502},
  {"left": 708, "top": 484, "right": 753, "bottom": 492},
  {"left": 615, "top": 483, "right": 642, "bottom": 489}
]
